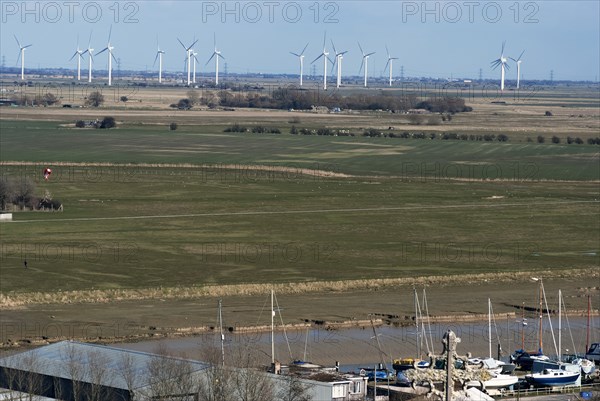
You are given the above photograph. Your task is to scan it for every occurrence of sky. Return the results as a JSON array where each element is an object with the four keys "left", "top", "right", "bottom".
[{"left": 1, "top": 0, "right": 599, "bottom": 81}]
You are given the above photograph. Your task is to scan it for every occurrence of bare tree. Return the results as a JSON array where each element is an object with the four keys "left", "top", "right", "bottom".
[
  {"left": 86, "top": 91, "right": 105, "bottom": 107},
  {"left": 86, "top": 350, "right": 113, "bottom": 401},
  {"left": 12, "top": 177, "right": 36, "bottom": 209},
  {"left": 277, "top": 373, "right": 313, "bottom": 401},
  {"left": 117, "top": 352, "right": 140, "bottom": 400},
  {"left": 0, "top": 176, "right": 14, "bottom": 210},
  {"left": 230, "top": 346, "right": 274, "bottom": 401},
  {"left": 143, "top": 343, "right": 200, "bottom": 400},
  {"left": 61, "top": 343, "right": 86, "bottom": 401},
  {"left": 197, "top": 346, "right": 234, "bottom": 401}
]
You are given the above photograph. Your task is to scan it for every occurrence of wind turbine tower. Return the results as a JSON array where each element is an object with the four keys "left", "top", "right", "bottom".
[
  {"left": 510, "top": 50, "right": 525, "bottom": 89},
  {"left": 97, "top": 26, "right": 116, "bottom": 86},
  {"left": 358, "top": 42, "right": 375, "bottom": 88},
  {"left": 330, "top": 40, "right": 348, "bottom": 89},
  {"left": 311, "top": 33, "right": 332, "bottom": 90},
  {"left": 83, "top": 32, "right": 94, "bottom": 83},
  {"left": 154, "top": 44, "right": 165, "bottom": 83},
  {"left": 178, "top": 38, "right": 198, "bottom": 86},
  {"left": 290, "top": 43, "right": 309, "bottom": 86},
  {"left": 70, "top": 37, "right": 84, "bottom": 81},
  {"left": 14, "top": 36, "right": 32, "bottom": 81},
  {"left": 384, "top": 45, "right": 398, "bottom": 87},
  {"left": 206, "top": 34, "right": 225, "bottom": 85},
  {"left": 491, "top": 41, "right": 510, "bottom": 91}
]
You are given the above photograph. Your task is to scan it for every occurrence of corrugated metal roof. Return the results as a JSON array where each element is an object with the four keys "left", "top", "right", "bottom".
[{"left": 0, "top": 341, "right": 209, "bottom": 391}]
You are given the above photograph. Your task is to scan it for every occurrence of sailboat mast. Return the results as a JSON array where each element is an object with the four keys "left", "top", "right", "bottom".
[
  {"left": 488, "top": 298, "right": 492, "bottom": 359},
  {"left": 587, "top": 294, "right": 591, "bottom": 353},
  {"left": 218, "top": 299, "right": 225, "bottom": 366},
  {"left": 558, "top": 290, "right": 562, "bottom": 361},
  {"left": 538, "top": 280, "right": 543, "bottom": 353},
  {"left": 271, "top": 289, "right": 275, "bottom": 364},
  {"left": 414, "top": 288, "right": 420, "bottom": 358},
  {"left": 521, "top": 302, "right": 525, "bottom": 350}
]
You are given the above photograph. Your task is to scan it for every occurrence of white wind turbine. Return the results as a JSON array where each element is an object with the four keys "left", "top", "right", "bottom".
[
  {"left": 311, "top": 33, "right": 333, "bottom": 90},
  {"left": 330, "top": 40, "right": 348, "bottom": 89},
  {"left": 384, "top": 45, "right": 398, "bottom": 87},
  {"left": 153, "top": 42, "right": 165, "bottom": 83},
  {"left": 97, "top": 26, "right": 116, "bottom": 86},
  {"left": 358, "top": 42, "right": 376, "bottom": 88},
  {"left": 206, "top": 34, "right": 225, "bottom": 85},
  {"left": 178, "top": 37, "right": 198, "bottom": 86},
  {"left": 82, "top": 32, "right": 94, "bottom": 83},
  {"left": 69, "top": 36, "right": 85, "bottom": 81},
  {"left": 290, "top": 42, "right": 309, "bottom": 86},
  {"left": 491, "top": 41, "right": 510, "bottom": 91},
  {"left": 510, "top": 50, "right": 525, "bottom": 89},
  {"left": 14, "top": 35, "right": 32, "bottom": 81}
]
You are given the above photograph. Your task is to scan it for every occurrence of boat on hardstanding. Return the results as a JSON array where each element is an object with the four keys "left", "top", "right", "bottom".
[{"left": 525, "top": 368, "right": 580, "bottom": 387}]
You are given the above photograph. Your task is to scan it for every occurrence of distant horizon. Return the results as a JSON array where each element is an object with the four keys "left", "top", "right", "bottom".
[{"left": 1, "top": 1, "right": 598, "bottom": 81}]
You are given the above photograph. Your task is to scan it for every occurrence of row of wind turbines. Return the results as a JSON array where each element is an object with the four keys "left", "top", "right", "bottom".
[
  {"left": 13, "top": 31, "right": 524, "bottom": 92},
  {"left": 292, "top": 33, "right": 398, "bottom": 90}
]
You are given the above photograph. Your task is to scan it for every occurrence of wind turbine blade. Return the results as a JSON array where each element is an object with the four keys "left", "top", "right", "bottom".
[
  {"left": 111, "top": 52, "right": 117, "bottom": 62},
  {"left": 206, "top": 53, "right": 216, "bottom": 66},
  {"left": 213, "top": 32, "right": 217, "bottom": 49},
  {"left": 331, "top": 40, "right": 337, "bottom": 56},
  {"left": 153, "top": 52, "right": 159, "bottom": 67},
  {"left": 300, "top": 42, "right": 309, "bottom": 56},
  {"left": 322, "top": 32, "right": 326, "bottom": 49},
  {"left": 218, "top": 53, "right": 225, "bottom": 60},
  {"left": 189, "top": 39, "right": 199, "bottom": 49},
  {"left": 88, "top": 30, "right": 93, "bottom": 47},
  {"left": 384, "top": 59, "right": 390, "bottom": 73},
  {"left": 366, "top": 52, "right": 376, "bottom": 57},
  {"left": 358, "top": 42, "right": 364, "bottom": 55},
  {"left": 358, "top": 58, "right": 364, "bottom": 74},
  {"left": 340, "top": 51, "right": 348, "bottom": 56},
  {"left": 311, "top": 54, "right": 324, "bottom": 64},
  {"left": 108, "top": 25, "right": 112, "bottom": 43},
  {"left": 501, "top": 40, "right": 506, "bottom": 55},
  {"left": 14, "top": 35, "right": 21, "bottom": 49},
  {"left": 70, "top": 51, "right": 79, "bottom": 61},
  {"left": 290, "top": 52, "right": 301, "bottom": 57},
  {"left": 518, "top": 50, "right": 525, "bottom": 61},
  {"left": 177, "top": 38, "right": 187, "bottom": 50},
  {"left": 330, "top": 58, "right": 337, "bottom": 75},
  {"left": 15, "top": 51, "right": 21, "bottom": 66}
]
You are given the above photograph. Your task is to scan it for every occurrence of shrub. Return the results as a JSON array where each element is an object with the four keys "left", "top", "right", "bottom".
[
  {"left": 497, "top": 134, "right": 509, "bottom": 142},
  {"left": 575, "top": 137, "right": 583, "bottom": 144},
  {"left": 75, "top": 120, "right": 86, "bottom": 128},
  {"left": 551, "top": 136, "right": 560, "bottom": 144},
  {"left": 170, "top": 122, "right": 178, "bottom": 131},
  {"left": 290, "top": 125, "right": 298, "bottom": 135},
  {"left": 537, "top": 136, "right": 545, "bottom": 144},
  {"left": 99, "top": 116, "right": 116, "bottom": 129},
  {"left": 224, "top": 124, "right": 248, "bottom": 133},
  {"left": 545, "top": 111, "right": 553, "bottom": 116},
  {"left": 86, "top": 91, "right": 104, "bottom": 107}
]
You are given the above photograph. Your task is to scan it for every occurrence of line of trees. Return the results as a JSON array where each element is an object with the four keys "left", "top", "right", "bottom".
[
  {"left": 0, "top": 177, "right": 61, "bottom": 211},
  {"left": 177, "top": 88, "right": 473, "bottom": 114}
]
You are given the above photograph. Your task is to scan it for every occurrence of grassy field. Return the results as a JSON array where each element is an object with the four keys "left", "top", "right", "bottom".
[
  {"left": 1, "top": 120, "right": 599, "bottom": 180},
  {"left": 1, "top": 84, "right": 599, "bottom": 300}
]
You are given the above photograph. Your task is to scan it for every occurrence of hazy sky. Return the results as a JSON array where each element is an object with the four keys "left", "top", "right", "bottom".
[{"left": 1, "top": 0, "right": 599, "bottom": 80}]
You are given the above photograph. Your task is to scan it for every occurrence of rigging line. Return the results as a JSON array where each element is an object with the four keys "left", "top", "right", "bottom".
[
  {"left": 274, "top": 292, "right": 293, "bottom": 361},
  {"left": 542, "top": 282, "right": 559, "bottom": 357},
  {"left": 560, "top": 293, "right": 578, "bottom": 356}
]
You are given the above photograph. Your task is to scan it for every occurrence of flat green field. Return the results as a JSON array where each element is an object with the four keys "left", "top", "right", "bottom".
[
  {"left": 1, "top": 119, "right": 598, "bottom": 295},
  {"left": 1, "top": 120, "right": 599, "bottom": 180}
]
